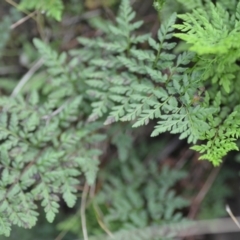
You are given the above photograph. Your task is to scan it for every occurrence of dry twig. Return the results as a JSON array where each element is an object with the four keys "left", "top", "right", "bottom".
[
  {"left": 188, "top": 166, "right": 221, "bottom": 219},
  {"left": 81, "top": 182, "right": 90, "bottom": 240},
  {"left": 11, "top": 58, "right": 44, "bottom": 98}
]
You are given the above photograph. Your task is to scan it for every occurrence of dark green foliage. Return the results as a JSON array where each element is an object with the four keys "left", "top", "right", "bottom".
[
  {"left": 57, "top": 151, "right": 189, "bottom": 240},
  {"left": 96, "top": 157, "right": 189, "bottom": 232},
  {"left": 153, "top": 0, "right": 166, "bottom": 11},
  {"left": 73, "top": 2, "right": 210, "bottom": 144}
]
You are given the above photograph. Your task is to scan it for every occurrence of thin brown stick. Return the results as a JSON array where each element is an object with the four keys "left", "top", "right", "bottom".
[
  {"left": 175, "top": 149, "right": 193, "bottom": 169},
  {"left": 54, "top": 230, "right": 68, "bottom": 240},
  {"left": 5, "top": 0, "right": 37, "bottom": 21},
  {"left": 5, "top": 0, "right": 45, "bottom": 39},
  {"left": 11, "top": 11, "right": 37, "bottom": 29},
  {"left": 81, "top": 182, "right": 90, "bottom": 240},
  {"left": 188, "top": 166, "right": 221, "bottom": 219},
  {"left": 89, "top": 184, "right": 114, "bottom": 238},
  {"left": 93, "top": 202, "right": 114, "bottom": 238}
]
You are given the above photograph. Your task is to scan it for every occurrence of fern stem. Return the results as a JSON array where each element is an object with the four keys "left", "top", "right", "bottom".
[
  {"left": 10, "top": 11, "right": 37, "bottom": 29},
  {"left": 5, "top": 0, "right": 37, "bottom": 22},
  {"left": 36, "top": 11, "right": 45, "bottom": 40},
  {"left": 81, "top": 182, "right": 89, "bottom": 240},
  {"left": 153, "top": 44, "right": 162, "bottom": 69},
  {"left": 90, "top": 184, "right": 114, "bottom": 238}
]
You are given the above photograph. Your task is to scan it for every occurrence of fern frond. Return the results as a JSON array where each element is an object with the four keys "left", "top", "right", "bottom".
[
  {"left": 174, "top": 3, "right": 235, "bottom": 55},
  {"left": 174, "top": 2, "right": 240, "bottom": 93},
  {"left": 0, "top": 46, "right": 105, "bottom": 234},
  {"left": 19, "top": 0, "right": 64, "bottom": 21},
  {"left": 192, "top": 110, "right": 240, "bottom": 166}
]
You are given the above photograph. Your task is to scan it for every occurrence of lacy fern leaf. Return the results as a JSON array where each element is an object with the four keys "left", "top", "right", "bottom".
[
  {"left": 19, "top": 0, "right": 64, "bottom": 21},
  {"left": 174, "top": 2, "right": 240, "bottom": 93}
]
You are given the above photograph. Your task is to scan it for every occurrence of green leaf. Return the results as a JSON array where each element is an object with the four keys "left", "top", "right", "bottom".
[{"left": 19, "top": 0, "right": 64, "bottom": 21}]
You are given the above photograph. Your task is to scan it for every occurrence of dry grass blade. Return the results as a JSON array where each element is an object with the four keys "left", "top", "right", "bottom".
[
  {"left": 226, "top": 205, "right": 240, "bottom": 229},
  {"left": 11, "top": 11, "right": 37, "bottom": 29},
  {"left": 11, "top": 58, "right": 43, "bottom": 98},
  {"left": 81, "top": 182, "right": 90, "bottom": 240}
]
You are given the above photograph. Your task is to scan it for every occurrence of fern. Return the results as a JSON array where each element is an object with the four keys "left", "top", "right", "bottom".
[
  {"left": 174, "top": 2, "right": 240, "bottom": 93},
  {"left": 72, "top": 0, "right": 240, "bottom": 166},
  {"left": 0, "top": 39, "right": 106, "bottom": 235},
  {"left": 19, "top": 0, "right": 64, "bottom": 21},
  {"left": 98, "top": 164, "right": 188, "bottom": 227},
  {"left": 171, "top": 1, "right": 240, "bottom": 164},
  {"left": 192, "top": 106, "right": 240, "bottom": 166},
  {"left": 1, "top": 0, "right": 240, "bottom": 236},
  {"left": 175, "top": 0, "right": 202, "bottom": 10},
  {"left": 153, "top": 0, "right": 166, "bottom": 11},
  {"left": 72, "top": 0, "right": 221, "bottom": 163},
  {"left": 73, "top": 8, "right": 207, "bottom": 145}
]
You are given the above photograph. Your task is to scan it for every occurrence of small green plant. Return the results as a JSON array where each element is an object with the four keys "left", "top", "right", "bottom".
[
  {"left": 19, "top": 0, "right": 64, "bottom": 21},
  {"left": 153, "top": 0, "right": 166, "bottom": 11}
]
